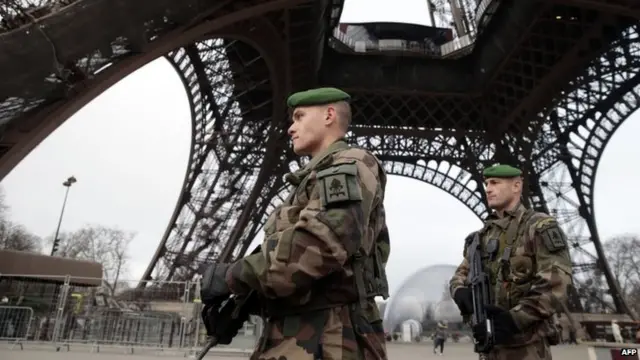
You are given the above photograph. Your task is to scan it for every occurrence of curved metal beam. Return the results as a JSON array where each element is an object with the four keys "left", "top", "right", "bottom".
[
  {"left": 217, "top": 18, "right": 291, "bottom": 263},
  {"left": 531, "top": 25, "right": 640, "bottom": 316},
  {"left": 140, "top": 17, "right": 289, "bottom": 282},
  {"left": 560, "top": 79, "right": 640, "bottom": 317},
  {"left": 0, "top": 0, "right": 304, "bottom": 181},
  {"left": 540, "top": 0, "right": 640, "bottom": 18},
  {"left": 491, "top": 10, "right": 623, "bottom": 135},
  {"left": 379, "top": 160, "right": 487, "bottom": 219},
  {"left": 157, "top": 41, "right": 267, "bottom": 281}
]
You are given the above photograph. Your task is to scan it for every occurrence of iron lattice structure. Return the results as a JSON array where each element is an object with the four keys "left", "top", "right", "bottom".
[{"left": 0, "top": 1, "right": 639, "bottom": 316}]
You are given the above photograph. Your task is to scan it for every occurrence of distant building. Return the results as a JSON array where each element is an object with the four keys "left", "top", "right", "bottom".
[
  {"left": 383, "top": 264, "right": 463, "bottom": 332},
  {"left": 433, "top": 282, "right": 463, "bottom": 324}
]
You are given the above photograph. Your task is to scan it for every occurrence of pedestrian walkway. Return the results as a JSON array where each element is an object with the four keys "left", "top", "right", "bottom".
[{"left": 0, "top": 341, "right": 592, "bottom": 360}]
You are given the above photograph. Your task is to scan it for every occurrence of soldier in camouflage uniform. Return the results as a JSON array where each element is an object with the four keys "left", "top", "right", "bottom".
[
  {"left": 449, "top": 164, "right": 573, "bottom": 360},
  {"left": 200, "top": 87, "right": 391, "bottom": 360}
]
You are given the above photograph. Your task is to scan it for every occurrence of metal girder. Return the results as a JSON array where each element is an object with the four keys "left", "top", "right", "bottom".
[
  {"left": 377, "top": 158, "right": 489, "bottom": 219},
  {"left": 346, "top": 91, "right": 532, "bottom": 180},
  {"left": 213, "top": 2, "right": 344, "bottom": 261},
  {"left": 333, "top": 130, "right": 493, "bottom": 219},
  {"left": 487, "top": 6, "right": 630, "bottom": 136},
  {"left": 141, "top": 3, "right": 331, "bottom": 282},
  {"left": 2, "top": 0, "right": 638, "bottom": 318},
  {"left": 349, "top": 93, "right": 484, "bottom": 131},
  {"left": 0, "top": 0, "right": 222, "bottom": 125},
  {"left": 0, "top": 0, "right": 310, "bottom": 181},
  {"left": 530, "top": 25, "right": 640, "bottom": 316},
  {"left": 319, "top": 22, "right": 640, "bottom": 315},
  {"left": 540, "top": 0, "right": 640, "bottom": 18},
  {"left": 140, "top": 35, "right": 276, "bottom": 282},
  {"left": 573, "top": 262, "right": 596, "bottom": 273},
  {"left": 327, "top": 0, "right": 345, "bottom": 29}
]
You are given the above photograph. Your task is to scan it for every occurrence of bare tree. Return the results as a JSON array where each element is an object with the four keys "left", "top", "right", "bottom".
[
  {"left": 50, "top": 225, "right": 135, "bottom": 295},
  {"left": 604, "top": 235, "right": 640, "bottom": 316},
  {"left": 0, "top": 186, "right": 8, "bottom": 217},
  {"left": 0, "top": 187, "right": 42, "bottom": 253},
  {"left": 0, "top": 222, "right": 42, "bottom": 252}
]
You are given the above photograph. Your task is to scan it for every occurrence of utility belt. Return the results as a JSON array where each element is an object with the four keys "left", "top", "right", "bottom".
[
  {"left": 259, "top": 299, "right": 383, "bottom": 359},
  {"left": 264, "top": 297, "right": 351, "bottom": 319},
  {"left": 263, "top": 283, "right": 379, "bottom": 319}
]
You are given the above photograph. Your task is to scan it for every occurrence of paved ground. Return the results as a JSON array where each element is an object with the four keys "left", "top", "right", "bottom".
[
  {"left": 1, "top": 341, "right": 592, "bottom": 359},
  {"left": 387, "top": 342, "right": 590, "bottom": 359}
]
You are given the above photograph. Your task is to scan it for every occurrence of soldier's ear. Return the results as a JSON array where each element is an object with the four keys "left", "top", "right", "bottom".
[
  {"left": 325, "top": 105, "right": 338, "bottom": 126},
  {"left": 512, "top": 177, "right": 523, "bottom": 192}
]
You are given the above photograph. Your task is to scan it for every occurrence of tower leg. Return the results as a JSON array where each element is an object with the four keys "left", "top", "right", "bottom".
[
  {"left": 141, "top": 36, "right": 281, "bottom": 282},
  {"left": 531, "top": 26, "right": 640, "bottom": 317}
]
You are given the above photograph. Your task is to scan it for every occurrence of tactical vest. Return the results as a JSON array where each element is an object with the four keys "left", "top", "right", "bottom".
[
  {"left": 478, "top": 208, "right": 537, "bottom": 308},
  {"left": 265, "top": 144, "right": 389, "bottom": 317},
  {"left": 479, "top": 207, "right": 560, "bottom": 344}
]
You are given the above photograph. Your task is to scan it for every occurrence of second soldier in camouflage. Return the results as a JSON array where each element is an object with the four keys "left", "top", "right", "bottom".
[{"left": 450, "top": 164, "right": 573, "bottom": 360}]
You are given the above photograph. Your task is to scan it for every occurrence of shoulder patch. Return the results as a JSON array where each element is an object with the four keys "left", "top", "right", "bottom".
[
  {"left": 316, "top": 160, "right": 363, "bottom": 207},
  {"left": 534, "top": 218, "right": 567, "bottom": 253}
]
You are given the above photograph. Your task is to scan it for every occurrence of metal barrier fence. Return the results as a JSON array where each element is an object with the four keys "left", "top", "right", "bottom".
[
  {"left": 0, "top": 274, "right": 258, "bottom": 353},
  {"left": 0, "top": 306, "right": 33, "bottom": 346}
]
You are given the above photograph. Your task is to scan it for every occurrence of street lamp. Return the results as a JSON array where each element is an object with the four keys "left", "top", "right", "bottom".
[{"left": 50, "top": 176, "right": 77, "bottom": 256}]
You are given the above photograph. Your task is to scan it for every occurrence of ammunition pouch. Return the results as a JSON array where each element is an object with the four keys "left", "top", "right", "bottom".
[{"left": 362, "top": 245, "right": 390, "bottom": 300}]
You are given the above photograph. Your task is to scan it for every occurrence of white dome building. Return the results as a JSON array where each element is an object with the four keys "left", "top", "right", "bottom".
[
  {"left": 383, "top": 264, "right": 463, "bottom": 332},
  {"left": 393, "top": 295, "right": 424, "bottom": 322},
  {"left": 433, "top": 283, "right": 463, "bottom": 324}
]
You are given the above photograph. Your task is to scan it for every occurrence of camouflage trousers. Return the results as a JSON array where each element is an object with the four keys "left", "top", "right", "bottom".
[
  {"left": 484, "top": 340, "right": 552, "bottom": 360},
  {"left": 251, "top": 305, "right": 387, "bottom": 360}
]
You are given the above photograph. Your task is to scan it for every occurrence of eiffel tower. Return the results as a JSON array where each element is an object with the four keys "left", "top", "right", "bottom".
[{"left": 0, "top": 1, "right": 638, "bottom": 317}]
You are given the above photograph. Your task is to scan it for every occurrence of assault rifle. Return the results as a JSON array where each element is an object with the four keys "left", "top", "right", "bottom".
[
  {"left": 466, "top": 232, "right": 494, "bottom": 354},
  {"left": 195, "top": 246, "right": 262, "bottom": 360}
]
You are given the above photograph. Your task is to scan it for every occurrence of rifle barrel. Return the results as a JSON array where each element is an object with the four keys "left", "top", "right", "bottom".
[
  {"left": 467, "top": 233, "right": 494, "bottom": 354},
  {"left": 195, "top": 337, "right": 218, "bottom": 360}
]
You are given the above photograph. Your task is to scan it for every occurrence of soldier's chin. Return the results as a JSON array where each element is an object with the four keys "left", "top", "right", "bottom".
[
  {"left": 292, "top": 144, "right": 309, "bottom": 156},
  {"left": 487, "top": 200, "right": 500, "bottom": 209}
]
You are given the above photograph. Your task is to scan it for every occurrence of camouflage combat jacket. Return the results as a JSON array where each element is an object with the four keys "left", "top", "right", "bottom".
[
  {"left": 450, "top": 203, "right": 573, "bottom": 347},
  {"left": 225, "top": 139, "right": 391, "bottom": 360}
]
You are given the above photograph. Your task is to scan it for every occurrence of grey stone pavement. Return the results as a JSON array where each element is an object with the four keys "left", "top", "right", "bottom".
[{"left": 0, "top": 339, "right": 592, "bottom": 360}]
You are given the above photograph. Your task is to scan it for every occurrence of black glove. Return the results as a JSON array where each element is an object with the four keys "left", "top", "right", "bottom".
[
  {"left": 201, "top": 300, "right": 239, "bottom": 345},
  {"left": 200, "top": 262, "right": 232, "bottom": 303},
  {"left": 453, "top": 287, "right": 474, "bottom": 315},
  {"left": 473, "top": 305, "right": 521, "bottom": 345},
  {"left": 201, "top": 293, "right": 260, "bottom": 345}
]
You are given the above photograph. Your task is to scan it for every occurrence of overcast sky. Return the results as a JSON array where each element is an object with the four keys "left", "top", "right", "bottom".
[{"left": 1, "top": 0, "right": 640, "bottom": 295}]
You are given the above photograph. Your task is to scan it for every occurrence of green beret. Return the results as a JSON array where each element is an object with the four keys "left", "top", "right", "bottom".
[
  {"left": 286, "top": 87, "right": 350, "bottom": 108},
  {"left": 483, "top": 164, "right": 522, "bottom": 178}
]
